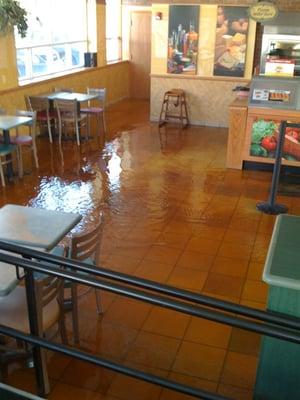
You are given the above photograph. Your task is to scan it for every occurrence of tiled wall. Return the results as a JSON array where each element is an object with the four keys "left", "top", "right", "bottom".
[{"left": 0, "top": 62, "right": 130, "bottom": 113}]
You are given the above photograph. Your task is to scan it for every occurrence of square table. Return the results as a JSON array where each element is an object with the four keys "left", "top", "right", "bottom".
[
  {"left": 45, "top": 91, "right": 99, "bottom": 103},
  {"left": 0, "top": 204, "right": 81, "bottom": 396},
  {"left": 0, "top": 116, "right": 33, "bottom": 178},
  {"left": 0, "top": 204, "right": 81, "bottom": 250}
]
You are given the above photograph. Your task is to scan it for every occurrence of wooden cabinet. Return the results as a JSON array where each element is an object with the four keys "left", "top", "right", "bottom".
[{"left": 226, "top": 98, "right": 248, "bottom": 169}]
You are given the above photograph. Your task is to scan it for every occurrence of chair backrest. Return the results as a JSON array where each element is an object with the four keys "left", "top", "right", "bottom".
[
  {"left": 54, "top": 87, "right": 73, "bottom": 93},
  {"left": 70, "top": 214, "right": 104, "bottom": 265},
  {"left": 54, "top": 99, "right": 79, "bottom": 121},
  {"left": 87, "top": 88, "right": 106, "bottom": 108},
  {"left": 27, "top": 95, "right": 50, "bottom": 112},
  {"left": 35, "top": 273, "right": 64, "bottom": 334},
  {"left": 15, "top": 110, "right": 37, "bottom": 138}
]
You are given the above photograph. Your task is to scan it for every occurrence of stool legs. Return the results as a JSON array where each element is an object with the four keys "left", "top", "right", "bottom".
[{"left": 159, "top": 91, "right": 189, "bottom": 128}]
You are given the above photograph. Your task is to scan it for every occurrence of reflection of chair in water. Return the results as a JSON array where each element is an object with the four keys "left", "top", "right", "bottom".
[
  {"left": 159, "top": 89, "right": 189, "bottom": 128},
  {"left": 54, "top": 99, "right": 88, "bottom": 146},
  {"left": 158, "top": 125, "right": 187, "bottom": 155}
]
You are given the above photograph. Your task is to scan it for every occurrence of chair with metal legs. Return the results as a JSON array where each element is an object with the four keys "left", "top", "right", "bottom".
[
  {"left": 54, "top": 99, "right": 87, "bottom": 146},
  {"left": 26, "top": 95, "right": 57, "bottom": 143},
  {"left": 65, "top": 214, "right": 104, "bottom": 343},
  {"left": 81, "top": 88, "right": 106, "bottom": 139},
  {"left": 10, "top": 110, "right": 39, "bottom": 178}
]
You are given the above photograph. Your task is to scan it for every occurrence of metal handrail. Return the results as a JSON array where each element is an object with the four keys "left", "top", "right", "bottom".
[
  {"left": 0, "top": 241, "right": 299, "bottom": 400},
  {"left": 0, "top": 325, "right": 228, "bottom": 400},
  {"left": 0, "top": 240, "right": 299, "bottom": 331}
]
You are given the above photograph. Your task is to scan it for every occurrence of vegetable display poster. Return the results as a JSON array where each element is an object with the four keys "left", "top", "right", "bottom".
[
  {"left": 168, "top": 5, "right": 199, "bottom": 75},
  {"left": 250, "top": 118, "right": 300, "bottom": 162},
  {"left": 214, "top": 6, "right": 249, "bottom": 77}
]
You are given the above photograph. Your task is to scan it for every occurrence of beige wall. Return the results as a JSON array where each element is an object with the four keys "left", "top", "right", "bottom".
[{"left": 150, "top": 3, "right": 256, "bottom": 126}]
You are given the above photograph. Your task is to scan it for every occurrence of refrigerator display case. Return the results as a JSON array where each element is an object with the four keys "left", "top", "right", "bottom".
[{"left": 243, "top": 76, "right": 300, "bottom": 167}]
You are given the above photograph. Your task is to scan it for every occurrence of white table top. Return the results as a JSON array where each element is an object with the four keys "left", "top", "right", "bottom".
[
  {"left": 45, "top": 91, "right": 98, "bottom": 102},
  {"left": 0, "top": 204, "right": 81, "bottom": 251},
  {"left": 0, "top": 115, "right": 32, "bottom": 131}
]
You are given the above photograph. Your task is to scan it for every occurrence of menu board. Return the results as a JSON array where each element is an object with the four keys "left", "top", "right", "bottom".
[{"left": 252, "top": 88, "right": 291, "bottom": 103}]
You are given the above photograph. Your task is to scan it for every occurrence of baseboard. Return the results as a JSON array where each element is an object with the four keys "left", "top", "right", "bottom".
[{"left": 150, "top": 116, "right": 228, "bottom": 128}]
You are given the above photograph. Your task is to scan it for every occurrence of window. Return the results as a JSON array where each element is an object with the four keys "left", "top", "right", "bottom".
[
  {"left": 15, "top": 0, "right": 88, "bottom": 81},
  {"left": 106, "top": 0, "right": 122, "bottom": 62}
]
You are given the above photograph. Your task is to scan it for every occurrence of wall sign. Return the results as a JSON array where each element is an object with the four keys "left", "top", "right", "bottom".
[
  {"left": 167, "top": 5, "right": 199, "bottom": 75},
  {"left": 249, "top": 1, "right": 278, "bottom": 22},
  {"left": 214, "top": 6, "right": 249, "bottom": 78}
]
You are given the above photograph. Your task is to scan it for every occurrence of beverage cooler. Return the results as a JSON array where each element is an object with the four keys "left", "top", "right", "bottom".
[{"left": 243, "top": 76, "right": 300, "bottom": 167}]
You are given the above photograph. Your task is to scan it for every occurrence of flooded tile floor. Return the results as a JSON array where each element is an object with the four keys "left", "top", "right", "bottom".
[{"left": 2, "top": 99, "right": 299, "bottom": 400}]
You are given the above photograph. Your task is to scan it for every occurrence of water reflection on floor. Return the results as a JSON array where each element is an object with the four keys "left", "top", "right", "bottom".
[{"left": 3, "top": 99, "right": 300, "bottom": 400}]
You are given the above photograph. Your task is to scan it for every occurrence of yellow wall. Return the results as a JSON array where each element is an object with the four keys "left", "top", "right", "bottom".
[
  {"left": 0, "top": 32, "right": 18, "bottom": 90},
  {"left": 0, "top": 62, "right": 130, "bottom": 113}
]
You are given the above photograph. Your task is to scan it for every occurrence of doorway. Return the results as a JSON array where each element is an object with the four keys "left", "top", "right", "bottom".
[{"left": 129, "top": 11, "right": 151, "bottom": 99}]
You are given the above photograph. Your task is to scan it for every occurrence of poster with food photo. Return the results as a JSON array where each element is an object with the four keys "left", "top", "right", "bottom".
[
  {"left": 250, "top": 118, "right": 300, "bottom": 162},
  {"left": 214, "top": 6, "right": 249, "bottom": 77},
  {"left": 167, "top": 5, "right": 199, "bottom": 75}
]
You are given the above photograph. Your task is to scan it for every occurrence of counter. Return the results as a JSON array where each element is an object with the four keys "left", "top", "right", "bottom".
[{"left": 226, "top": 76, "right": 300, "bottom": 169}]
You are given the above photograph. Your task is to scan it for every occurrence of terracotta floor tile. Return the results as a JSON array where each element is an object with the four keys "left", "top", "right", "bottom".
[
  {"left": 7, "top": 369, "right": 39, "bottom": 395},
  {"left": 49, "top": 383, "right": 104, "bottom": 400},
  {"left": 202, "top": 273, "right": 244, "bottom": 298},
  {"left": 247, "top": 261, "right": 264, "bottom": 281},
  {"left": 217, "top": 383, "right": 253, "bottom": 400},
  {"left": 46, "top": 351, "right": 72, "bottom": 380},
  {"left": 103, "top": 254, "right": 141, "bottom": 275},
  {"left": 240, "top": 299, "right": 267, "bottom": 311},
  {"left": 126, "top": 228, "right": 162, "bottom": 245},
  {"left": 220, "top": 351, "right": 258, "bottom": 390},
  {"left": 60, "top": 359, "right": 115, "bottom": 393},
  {"left": 79, "top": 320, "right": 139, "bottom": 359},
  {"left": 103, "top": 298, "right": 151, "bottom": 329},
  {"left": 211, "top": 256, "right": 249, "bottom": 278},
  {"left": 112, "top": 242, "right": 150, "bottom": 260},
  {"left": 107, "top": 371, "right": 162, "bottom": 400},
  {"left": 160, "top": 371, "right": 217, "bottom": 400},
  {"left": 134, "top": 259, "right": 174, "bottom": 283},
  {"left": 241, "top": 280, "right": 269, "bottom": 304},
  {"left": 191, "top": 225, "right": 226, "bottom": 240},
  {"left": 167, "top": 267, "right": 208, "bottom": 291},
  {"left": 229, "top": 217, "right": 260, "bottom": 233},
  {"left": 223, "top": 229, "right": 256, "bottom": 246},
  {"left": 229, "top": 327, "right": 262, "bottom": 356},
  {"left": 217, "top": 242, "right": 253, "bottom": 261},
  {"left": 154, "top": 230, "right": 192, "bottom": 250},
  {"left": 144, "top": 245, "right": 183, "bottom": 265},
  {"left": 163, "top": 221, "right": 194, "bottom": 235},
  {"left": 173, "top": 341, "right": 226, "bottom": 381},
  {"left": 184, "top": 317, "right": 232, "bottom": 349},
  {"left": 176, "top": 250, "right": 214, "bottom": 271},
  {"left": 185, "top": 236, "right": 222, "bottom": 256},
  {"left": 142, "top": 307, "right": 190, "bottom": 339},
  {"left": 125, "top": 331, "right": 180, "bottom": 370}
]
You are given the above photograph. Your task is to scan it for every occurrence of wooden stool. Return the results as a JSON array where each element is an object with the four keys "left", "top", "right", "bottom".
[{"left": 159, "top": 89, "right": 189, "bottom": 128}]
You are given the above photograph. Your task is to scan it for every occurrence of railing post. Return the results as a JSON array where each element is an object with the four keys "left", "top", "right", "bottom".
[{"left": 24, "top": 267, "right": 50, "bottom": 396}]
